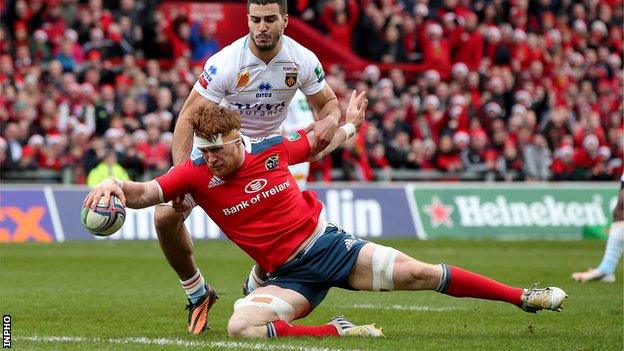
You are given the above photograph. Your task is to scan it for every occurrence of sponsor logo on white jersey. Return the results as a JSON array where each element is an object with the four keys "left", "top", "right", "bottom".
[{"left": 256, "top": 82, "right": 273, "bottom": 98}]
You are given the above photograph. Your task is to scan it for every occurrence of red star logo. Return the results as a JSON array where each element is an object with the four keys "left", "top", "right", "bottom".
[{"left": 424, "top": 196, "right": 454, "bottom": 228}]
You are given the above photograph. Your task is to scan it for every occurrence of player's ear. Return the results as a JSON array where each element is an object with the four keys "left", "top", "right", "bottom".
[{"left": 283, "top": 14, "right": 288, "bottom": 30}]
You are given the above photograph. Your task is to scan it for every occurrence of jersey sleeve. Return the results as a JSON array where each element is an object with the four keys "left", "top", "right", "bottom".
[
  {"left": 155, "top": 160, "right": 196, "bottom": 202},
  {"left": 192, "top": 49, "right": 233, "bottom": 103},
  {"left": 282, "top": 130, "right": 311, "bottom": 165},
  {"left": 298, "top": 48, "right": 326, "bottom": 96}
]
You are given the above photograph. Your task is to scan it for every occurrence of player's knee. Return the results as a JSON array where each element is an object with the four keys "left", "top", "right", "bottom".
[
  {"left": 371, "top": 245, "right": 399, "bottom": 291},
  {"left": 227, "top": 317, "right": 246, "bottom": 338},
  {"left": 154, "top": 206, "right": 182, "bottom": 232},
  {"left": 227, "top": 317, "right": 256, "bottom": 338}
]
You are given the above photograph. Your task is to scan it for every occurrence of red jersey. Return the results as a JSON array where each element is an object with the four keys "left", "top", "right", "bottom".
[{"left": 155, "top": 131, "right": 323, "bottom": 273}]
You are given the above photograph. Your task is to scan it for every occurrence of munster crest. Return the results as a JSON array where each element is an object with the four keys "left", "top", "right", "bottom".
[{"left": 265, "top": 154, "right": 280, "bottom": 170}]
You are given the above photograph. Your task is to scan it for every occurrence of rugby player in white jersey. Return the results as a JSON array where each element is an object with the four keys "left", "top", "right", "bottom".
[
  {"left": 153, "top": 0, "right": 343, "bottom": 334},
  {"left": 282, "top": 89, "right": 315, "bottom": 190}
]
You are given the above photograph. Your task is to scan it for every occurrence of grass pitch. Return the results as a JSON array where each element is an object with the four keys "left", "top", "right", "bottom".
[{"left": 1, "top": 239, "right": 622, "bottom": 351}]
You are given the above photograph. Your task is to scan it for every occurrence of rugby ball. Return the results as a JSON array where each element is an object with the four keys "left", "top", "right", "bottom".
[{"left": 80, "top": 195, "right": 126, "bottom": 236}]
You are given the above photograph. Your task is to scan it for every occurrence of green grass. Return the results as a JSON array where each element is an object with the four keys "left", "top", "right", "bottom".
[{"left": 1, "top": 239, "right": 622, "bottom": 351}]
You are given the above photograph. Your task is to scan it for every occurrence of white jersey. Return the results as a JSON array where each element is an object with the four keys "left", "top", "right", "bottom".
[
  {"left": 193, "top": 35, "right": 326, "bottom": 137},
  {"left": 283, "top": 90, "right": 315, "bottom": 190},
  {"left": 282, "top": 90, "right": 315, "bottom": 134}
]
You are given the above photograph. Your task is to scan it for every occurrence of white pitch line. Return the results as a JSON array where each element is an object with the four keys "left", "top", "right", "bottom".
[
  {"left": 350, "top": 304, "right": 463, "bottom": 312},
  {"left": 16, "top": 335, "right": 362, "bottom": 351}
]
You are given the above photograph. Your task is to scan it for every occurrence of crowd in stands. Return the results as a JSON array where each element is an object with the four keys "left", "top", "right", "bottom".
[
  {"left": 1, "top": 0, "right": 622, "bottom": 183},
  {"left": 300, "top": 0, "right": 623, "bottom": 181}
]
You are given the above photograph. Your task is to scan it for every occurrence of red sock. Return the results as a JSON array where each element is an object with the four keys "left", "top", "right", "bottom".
[
  {"left": 439, "top": 265, "right": 524, "bottom": 305},
  {"left": 268, "top": 320, "right": 340, "bottom": 338}
]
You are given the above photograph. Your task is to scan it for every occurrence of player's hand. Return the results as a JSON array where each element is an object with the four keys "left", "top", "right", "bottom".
[
  {"left": 345, "top": 90, "right": 368, "bottom": 128},
  {"left": 305, "top": 114, "right": 339, "bottom": 155},
  {"left": 172, "top": 195, "right": 192, "bottom": 213},
  {"left": 83, "top": 179, "right": 126, "bottom": 211}
]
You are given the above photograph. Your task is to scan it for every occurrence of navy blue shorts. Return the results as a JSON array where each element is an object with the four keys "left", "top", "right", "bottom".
[{"left": 265, "top": 223, "right": 367, "bottom": 309}]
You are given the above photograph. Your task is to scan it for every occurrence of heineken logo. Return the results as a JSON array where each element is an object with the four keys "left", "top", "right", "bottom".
[{"left": 422, "top": 195, "right": 609, "bottom": 228}]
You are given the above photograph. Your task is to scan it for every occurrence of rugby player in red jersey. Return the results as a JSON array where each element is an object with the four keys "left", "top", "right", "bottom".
[
  {"left": 158, "top": 0, "right": 342, "bottom": 334},
  {"left": 85, "top": 91, "right": 567, "bottom": 338}
]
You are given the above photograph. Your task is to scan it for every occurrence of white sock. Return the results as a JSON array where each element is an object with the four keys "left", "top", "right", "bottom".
[
  {"left": 597, "top": 222, "right": 624, "bottom": 274},
  {"left": 180, "top": 270, "right": 206, "bottom": 304}
]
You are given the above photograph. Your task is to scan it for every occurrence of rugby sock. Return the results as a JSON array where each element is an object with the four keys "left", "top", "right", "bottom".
[
  {"left": 267, "top": 320, "right": 339, "bottom": 337},
  {"left": 436, "top": 264, "right": 523, "bottom": 305},
  {"left": 181, "top": 270, "right": 207, "bottom": 304},
  {"left": 597, "top": 222, "right": 624, "bottom": 274}
]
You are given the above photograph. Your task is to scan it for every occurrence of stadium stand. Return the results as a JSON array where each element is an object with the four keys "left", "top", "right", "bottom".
[{"left": 1, "top": 0, "right": 622, "bottom": 183}]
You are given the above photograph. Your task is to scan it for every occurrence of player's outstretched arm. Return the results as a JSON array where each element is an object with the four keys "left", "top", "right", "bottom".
[
  {"left": 305, "top": 84, "right": 341, "bottom": 155},
  {"left": 172, "top": 90, "right": 218, "bottom": 165},
  {"left": 83, "top": 178, "right": 163, "bottom": 211},
  {"left": 308, "top": 90, "right": 368, "bottom": 162}
]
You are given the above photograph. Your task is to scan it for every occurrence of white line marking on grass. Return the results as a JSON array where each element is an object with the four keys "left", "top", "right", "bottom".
[
  {"left": 350, "top": 304, "right": 462, "bottom": 312},
  {"left": 17, "top": 335, "right": 361, "bottom": 351}
]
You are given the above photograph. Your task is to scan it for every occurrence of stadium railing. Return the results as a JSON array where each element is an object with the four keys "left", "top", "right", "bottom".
[
  {"left": 1, "top": 169, "right": 68, "bottom": 183},
  {"left": 0, "top": 168, "right": 509, "bottom": 184}
]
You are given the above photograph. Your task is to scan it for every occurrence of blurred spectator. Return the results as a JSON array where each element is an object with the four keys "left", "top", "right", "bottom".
[
  {"left": 86, "top": 149, "right": 130, "bottom": 187},
  {"left": 353, "top": 4, "right": 386, "bottom": 60},
  {"left": 320, "top": 0, "right": 359, "bottom": 50},
  {"left": 93, "top": 85, "right": 117, "bottom": 135},
  {"left": 190, "top": 21, "right": 220, "bottom": 62},
  {"left": 20, "top": 134, "right": 46, "bottom": 170},
  {"left": 551, "top": 145, "right": 576, "bottom": 181},
  {"left": 83, "top": 137, "right": 108, "bottom": 174},
  {"left": 338, "top": 136, "right": 373, "bottom": 181},
  {"left": 497, "top": 142, "right": 524, "bottom": 181},
  {"left": 433, "top": 135, "right": 462, "bottom": 172},
  {"left": 573, "top": 134, "right": 608, "bottom": 180},
  {"left": 30, "top": 29, "right": 52, "bottom": 64},
  {"left": 422, "top": 23, "right": 451, "bottom": 75},
  {"left": 0, "top": 138, "right": 7, "bottom": 168},
  {"left": 2, "top": 122, "right": 24, "bottom": 171},
  {"left": 164, "top": 13, "right": 191, "bottom": 59},
  {"left": 385, "top": 131, "right": 412, "bottom": 168},
  {"left": 136, "top": 126, "right": 170, "bottom": 175},
  {"left": 453, "top": 13, "right": 483, "bottom": 71},
  {"left": 41, "top": 135, "right": 67, "bottom": 171},
  {"left": 522, "top": 134, "right": 552, "bottom": 181},
  {"left": 461, "top": 130, "right": 497, "bottom": 180},
  {"left": 369, "top": 142, "right": 391, "bottom": 180},
  {"left": 381, "top": 22, "right": 408, "bottom": 63}
]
